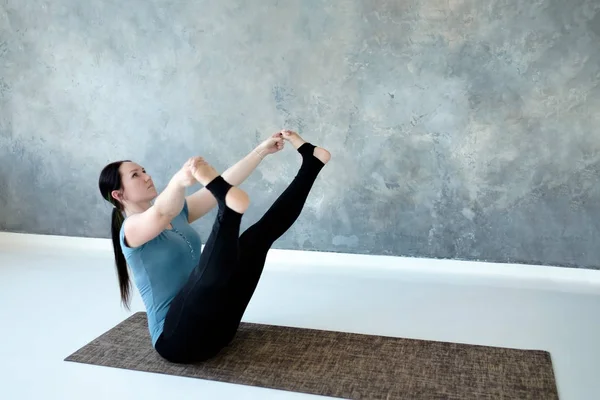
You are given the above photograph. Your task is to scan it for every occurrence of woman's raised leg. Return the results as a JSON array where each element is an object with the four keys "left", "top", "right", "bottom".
[
  {"left": 155, "top": 168, "right": 250, "bottom": 363},
  {"left": 219, "top": 133, "right": 331, "bottom": 344}
]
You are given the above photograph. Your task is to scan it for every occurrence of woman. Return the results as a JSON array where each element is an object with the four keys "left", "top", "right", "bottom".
[{"left": 98, "top": 130, "right": 330, "bottom": 363}]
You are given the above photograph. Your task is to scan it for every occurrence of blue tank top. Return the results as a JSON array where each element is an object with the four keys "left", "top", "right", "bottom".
[{"left": 119, "top": 201, "right": 202, "bottom": 346}]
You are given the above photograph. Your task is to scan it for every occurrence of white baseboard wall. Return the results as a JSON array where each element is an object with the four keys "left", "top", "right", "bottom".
[{"left": 1, "top": 231, "right": 599, "bottom": 295}]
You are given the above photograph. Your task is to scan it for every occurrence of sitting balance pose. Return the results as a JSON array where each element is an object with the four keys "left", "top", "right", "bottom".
[{"left": 98, "top": 130, "right": 331, "bottom": 363}]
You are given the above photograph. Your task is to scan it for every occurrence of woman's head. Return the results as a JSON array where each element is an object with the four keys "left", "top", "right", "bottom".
[
  {"left": 99, "top": 160, "right": 158, "bottom": 213},
  {"left": 98, "top": 159, "right": 157, "bottom": 309}
]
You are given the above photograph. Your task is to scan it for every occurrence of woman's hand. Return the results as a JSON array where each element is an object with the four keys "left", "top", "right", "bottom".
[
  {"left": 255, "top": 131, "right": 285, "bottom": 158},
  {"left": 172, "top": 157, "right": 200, "bottom": 188}
]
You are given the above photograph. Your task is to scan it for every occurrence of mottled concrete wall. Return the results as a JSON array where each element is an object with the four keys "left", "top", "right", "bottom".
[{"left": 1, "top": 0, "right": 600, "bottom": 269}]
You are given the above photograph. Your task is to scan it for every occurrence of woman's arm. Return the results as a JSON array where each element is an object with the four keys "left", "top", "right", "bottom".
[
  {"left": 186, "top": 133, "right": 284, "bottom": 223},
  {"left": 124, "top": 159, "right": 197, "bottom": 248},
  {"left": 185, "top": 147, "right": 263, "bottom": 223}
]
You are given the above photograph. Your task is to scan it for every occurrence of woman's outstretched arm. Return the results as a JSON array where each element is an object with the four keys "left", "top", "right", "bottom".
[{"left": 185, "top": 132, "right": 285, "bottom": 224}]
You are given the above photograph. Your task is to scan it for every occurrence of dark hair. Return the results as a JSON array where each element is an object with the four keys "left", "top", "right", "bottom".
[{"left": 99, "top": 160, "right": 131, "bottom": 309}]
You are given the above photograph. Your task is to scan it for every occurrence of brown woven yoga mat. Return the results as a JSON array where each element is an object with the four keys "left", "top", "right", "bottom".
[{"left": 65, "top": 312, "right": 558, "bottom": 399}]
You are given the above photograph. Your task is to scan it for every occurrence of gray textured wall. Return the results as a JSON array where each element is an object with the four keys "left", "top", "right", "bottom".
[{"left": 1, "top": 0, "right": 600, "bottom": 269}]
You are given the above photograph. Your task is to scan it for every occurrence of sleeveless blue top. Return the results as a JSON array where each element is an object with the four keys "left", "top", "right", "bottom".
[{"left": 119, "top": 201, "right": 202, "bottom": 346}]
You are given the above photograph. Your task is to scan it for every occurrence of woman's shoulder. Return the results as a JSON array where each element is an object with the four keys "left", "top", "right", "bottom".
[{"left": 119, "top": 216, "right": 148, "bottom": 252}]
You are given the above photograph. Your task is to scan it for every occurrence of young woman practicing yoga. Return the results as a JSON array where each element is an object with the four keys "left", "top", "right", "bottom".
[{"left": 98, "top": 130, "right": 330, "bottom": 363}]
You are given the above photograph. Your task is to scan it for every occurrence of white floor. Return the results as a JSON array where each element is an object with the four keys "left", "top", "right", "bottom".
[{"left": 1, "top": 233, "right": 600, "bottom": 400}]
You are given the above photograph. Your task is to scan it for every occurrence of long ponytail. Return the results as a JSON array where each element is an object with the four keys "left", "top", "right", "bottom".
[
  {"left": 99, "top": 160, "right": 132, "bottom": 309},
  {"left": 111, "top": 206, "right": 131, "bottom": 309}
]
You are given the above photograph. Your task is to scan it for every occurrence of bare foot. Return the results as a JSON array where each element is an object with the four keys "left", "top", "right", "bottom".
[
  {"left": 190, "top": 159, "right": 250, "bottom": 213},
  {"left": 226, "top": 187, "right": 250, "bottom": 214},
  {"left": 313, "top": 147, "right": 331, "bottom": 164},
  {"left": 281, "top": 130, "right": 306, "bottom": 149},
  {"left": 281, "top": 130, "right": 331, "bottom": 164},
  {"left": 190, "top": 158, "right": 219, "bottom": 186}
]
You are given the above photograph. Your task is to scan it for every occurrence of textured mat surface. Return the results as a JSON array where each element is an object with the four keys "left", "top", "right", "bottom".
[{"left": 65, "top": 312, "right": 558, "bottom": 399}]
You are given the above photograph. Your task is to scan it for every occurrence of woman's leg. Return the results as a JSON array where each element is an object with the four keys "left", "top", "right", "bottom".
[
  {"left": 155, "top": 175, "right": 248, "bottom": 363},
  {"left": 219, "top": 139, "right": 330, "bottom": 343},
  {"left": 240, "top": 142, "right": 326, "bottom": 250}
]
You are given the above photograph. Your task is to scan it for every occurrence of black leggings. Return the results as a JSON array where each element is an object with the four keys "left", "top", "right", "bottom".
[{"left": 155, "top": 142, "right": 325, "bottom": 363}]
